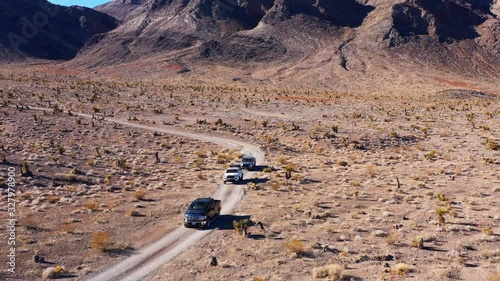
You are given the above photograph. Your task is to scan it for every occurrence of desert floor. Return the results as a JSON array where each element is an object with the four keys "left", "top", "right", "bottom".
[{"left": 0, "top": 64, "right": 499, "bottom": 281}]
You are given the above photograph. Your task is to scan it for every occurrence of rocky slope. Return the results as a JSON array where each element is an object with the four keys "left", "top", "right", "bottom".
[
  {"left": 78, "top": 0, "right": 499, "bottom": 77},
  {"left": 1, "top": 0, "right": 498, "bottom": 86},
  {"left": 94, "top": 0, "right": 145, "bottom": 20},
  {"left": 0, "top": 0, "right": 119, "bottom": 61}
]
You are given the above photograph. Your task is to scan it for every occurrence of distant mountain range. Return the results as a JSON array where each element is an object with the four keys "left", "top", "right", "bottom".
[{"left": 1, "top": 0, "right": 498, "bottom": 82}]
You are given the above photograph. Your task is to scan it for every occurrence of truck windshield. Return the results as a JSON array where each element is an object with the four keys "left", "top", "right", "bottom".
[
  {"left": 227, "top": 169, "right": 238, "bottom": 173},
  {"left": 190, "top": 202, "right": 209, "bottom": 210}
]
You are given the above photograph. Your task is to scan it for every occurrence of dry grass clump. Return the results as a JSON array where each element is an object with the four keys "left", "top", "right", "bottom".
[
  {"left": 216, "top": 153, "right": 231, "bottom": 164},
  {"left": 263, "top": 166, "right": 273, "bottom": 173},
  {"left": 366, "top": 164, "right": 377, "bottom": 177},
  {"left": 337, "top": 160, "right": 348, "bottom": 167},
  {"left": 388, "top": 263, "right": 410, "bottom": 279},
  {"left": 277, "top": 155, "right": 287, "bottom": 165},
  {"left": 486, "top": 138, "right": 499, "bottom": 151},
  {"left": 482, "top": 227, "right": 494, "bottom": 236},
  {"left": 54, "top": 173, "right": 89, "bottom": 183},
  {"left": 284, "top": 239, "right": 304, "bottom": 255},
  {"left": 91, "top": 231, "right": 113, "bottom": 252},
  {"left": 386, "top": 232, "right": 401, "bottom": 245},
  {"left": 312, "top": 264, "right": 343, "bottom": 280},
  {"left": 113, "top": 159, "right": 127, "bottom": 169},
  {"left": 270, "top": 181, "right": 282, "bottom": 191},
  {"left": 46, "top": 195, "right": 59, "bottom": 204},
  {"left": 134, "top": 190, "right": 147, "bottom": 200},
  {"left": 59, "top": 223, "right": 77, "bottom": 234},
  {"left": 41, "top": 266, "right": 64, "bottom": 280},
  {"left": 84, "top": 203, "right": 98, "bottom": 211},
  {"left": 411, "top": 237, "right": 424, "bottom": 249}
]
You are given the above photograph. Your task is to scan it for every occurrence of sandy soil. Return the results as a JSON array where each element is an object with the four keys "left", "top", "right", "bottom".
[{"left": 0, "top": 65, "right": 499, "bottom": 281}]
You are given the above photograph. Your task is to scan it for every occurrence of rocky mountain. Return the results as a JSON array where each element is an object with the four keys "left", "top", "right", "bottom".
[
  {"left": 79, "top": 0, "right": 498, "bottom": 67},
  {"left": 0, "top": 0, "right": 119, "bottom": 61},
  {"left": 1, "top": 0, "right": 498, "bottom": 84},
  {"left": 94, "top": 0, "right": 145, "bottom": 21}
]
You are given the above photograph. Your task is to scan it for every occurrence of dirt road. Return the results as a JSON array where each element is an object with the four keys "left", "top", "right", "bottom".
[{"left": 24, "top": 106, "right": 265, "bottom": 281}]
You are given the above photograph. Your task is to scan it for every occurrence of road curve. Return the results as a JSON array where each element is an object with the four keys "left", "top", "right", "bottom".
[{"left": 22, "top": 106, "right": 265, "bottom": 281}]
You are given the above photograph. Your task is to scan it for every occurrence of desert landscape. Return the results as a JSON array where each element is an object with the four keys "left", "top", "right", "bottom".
[{"left": 0, "top": 0, "right": 499, "bottom": 281}]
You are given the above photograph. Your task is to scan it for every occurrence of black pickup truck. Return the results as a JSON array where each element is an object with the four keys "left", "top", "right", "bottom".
[{"left": 184, "top": 197, "right": 221, "bottom": 228}]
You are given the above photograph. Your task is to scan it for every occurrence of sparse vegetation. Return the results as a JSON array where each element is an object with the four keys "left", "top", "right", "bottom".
[
  {"left": 284, "top": 239, "right": 304, "bottom": 255},
  {"left": 312, "top": 264, "right": 343, "bottom": 280},
  {"left": 435, "top": 207, "right": 449, "bottom": 225},
  {"left": 91, "top": 231, "right": 113, "bottom": 252},
  {"left": 233, "top": 219, "right": 249, "bottom": 236},
  {"left": 486, "top": 138, "right": 499, "bottom": 151},
  {"left": 134, "top": 190, "right": 147, "bottom": 201}
]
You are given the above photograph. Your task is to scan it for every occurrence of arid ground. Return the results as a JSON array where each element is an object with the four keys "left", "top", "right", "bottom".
[{"left": 0, "top": 63, "right": 499, "bottom": 281}]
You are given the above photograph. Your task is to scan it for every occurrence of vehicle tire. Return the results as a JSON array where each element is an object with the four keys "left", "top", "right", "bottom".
[
  {"left": 205, "top": 218, "right": 211, "bottom": 228},
  {"left": 223, "top": 180, "right": 226, "bottom": 184}
]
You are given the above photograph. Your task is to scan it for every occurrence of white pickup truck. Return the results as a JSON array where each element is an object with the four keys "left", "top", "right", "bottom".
[{"left": 223, "top": 165, "right": 243, "bottom": 184}]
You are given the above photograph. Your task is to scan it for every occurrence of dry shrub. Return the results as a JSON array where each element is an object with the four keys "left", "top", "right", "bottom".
[
  {"left": 392, "top": 263, "right": 410, "bottom": 276},
  {"left": 54, "top": 173, "right": 89, "bottom": 183},
  {"left": 41, "top": 266, "right": 64, "bottom": 280},
  {"left": 386, "top": 232, "right": 401, "bottom": 245},
  {"left": 84, "top": 203, "right": 98, "bottom": 211},
  {"left": 60, "top": 224, "right": 77, "bottom": 234},
  {"left": 134, "top": 190, "right": 146, "bottom": 200},
  {"left": 284, "top": 239, "right": 304, "bottom": 255},
  {"left": 91, "top": 231, "right": 113, "bottom": 252},
  {"left": 216, "top": 153, "right": 230, "bottom": 164},
  {"left": 482, "top": 227, "right": 494, "bottom": 235},
  {"left": 196, "top": 150, "right": 207, "bottom": 158},
  {"left": 277, "top": 155, "right": 287, "bottom": 165},
  {"left": 46, "top": 195, "right": 59, "bottom": 204},
  {"left": 312, "top": 264, "right": 343, "bottom": 280},
  {"left": 270, "top": 181, "right": 281, "bottom": 191},
  {"left": 21, "top": 216, "right": 40, "bottom": 231},
  {"left": 366, "top": 164, "right": 377, "bottom": 177},
  {"left": 263, "top": 167, "right": 273, "bottom": 173},
  {"left": 337, "top": 160, "right": 348, "bottom": 167}
]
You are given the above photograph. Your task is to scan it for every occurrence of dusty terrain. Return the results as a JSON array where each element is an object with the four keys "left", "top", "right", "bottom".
[{"left": 0, "top": 63, "right": 498, "bottom": 281}]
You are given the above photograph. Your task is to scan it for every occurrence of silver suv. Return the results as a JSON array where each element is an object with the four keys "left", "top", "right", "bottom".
[{"left": 223, "top": 165, "right": 243, "bottom": 184}]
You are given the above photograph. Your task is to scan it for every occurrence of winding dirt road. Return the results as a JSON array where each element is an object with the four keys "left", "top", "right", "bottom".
[{"left": 24, "top": 106, "right": 265, "bottom": 281}]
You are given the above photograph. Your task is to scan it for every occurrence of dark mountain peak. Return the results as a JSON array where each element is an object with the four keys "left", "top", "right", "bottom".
[
  {"left": 0, "top": 0, "right": 118, "bottom": 61},
  {"left": 262, "top": 0, "right": 374, "bottom": 28},
  {"left": 390, "top": 0, "right": 494, "bottom": 44}
]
